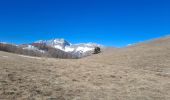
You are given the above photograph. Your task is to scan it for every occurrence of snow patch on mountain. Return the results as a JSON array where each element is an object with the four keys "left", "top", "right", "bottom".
[
  {"left": 65, "top": 46, "right": 75, "bottom": 52},
  {"left": 75, "top": 47, "right": 94, "bottom": 52},
  {"left": 23, "top": 45, "right": 45, "bottom": 53}
]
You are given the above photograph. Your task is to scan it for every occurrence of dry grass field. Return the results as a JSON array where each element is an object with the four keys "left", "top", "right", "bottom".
[{"left": 1, "top": 36, "right": 170, "bottom": 100}]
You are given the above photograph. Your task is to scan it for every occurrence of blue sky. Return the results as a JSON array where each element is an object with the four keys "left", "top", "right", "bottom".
[{"left": 0, "top": 0, "right": 170, "bottom": 47}]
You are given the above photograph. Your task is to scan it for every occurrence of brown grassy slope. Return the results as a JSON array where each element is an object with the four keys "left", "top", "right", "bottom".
[{"left": 0, "top": 36, "right": 170, "bottom": 100}]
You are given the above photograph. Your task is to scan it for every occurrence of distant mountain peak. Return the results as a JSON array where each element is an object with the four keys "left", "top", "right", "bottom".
[
  {"left": 33, "top": 38, "right": 103, "bottom": 57},
  {"left": 52, "top": 38, "right": 71, "bottom": 45}
]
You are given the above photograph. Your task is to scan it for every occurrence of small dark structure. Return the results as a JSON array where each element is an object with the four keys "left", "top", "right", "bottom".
[{"left": 93, "top": 47, "right": 101, "bottom": 54}]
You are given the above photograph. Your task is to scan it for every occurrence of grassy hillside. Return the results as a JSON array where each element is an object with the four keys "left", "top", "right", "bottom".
[{"left": 0, "top": 36, "right": 170, "bottom": 100}]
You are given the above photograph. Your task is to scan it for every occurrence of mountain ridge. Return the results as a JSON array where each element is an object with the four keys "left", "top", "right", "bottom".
[
  {"left": 0, "top": 38, "right": 103, "bottom": 58},
  {"left": 32, "top": 38, "right": 103, "bottom": 57}
]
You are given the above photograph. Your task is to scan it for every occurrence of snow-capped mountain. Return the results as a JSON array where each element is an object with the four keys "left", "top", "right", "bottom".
[
  {"left": 0, "top": 39, "right": 103, "bottom": 58},
  {"left": 35, "top": 39, "right": 71, "bottom": 50},
  {"left": 33, "top": 38, "right": 103, "bottom": 57}
]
